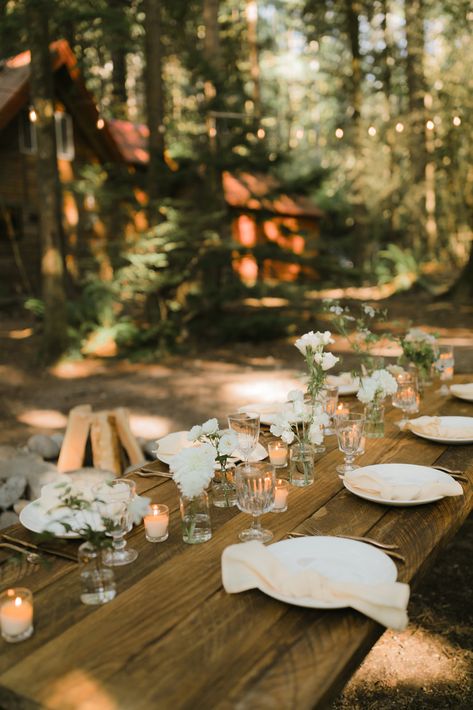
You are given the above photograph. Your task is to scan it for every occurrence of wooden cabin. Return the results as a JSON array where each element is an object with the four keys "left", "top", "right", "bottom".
[
  {"left": 0, "top": 40, "right": 124, "bottom": 298},
  {"left": 108, "top": 119, "right": 323, "bottom": 284}
]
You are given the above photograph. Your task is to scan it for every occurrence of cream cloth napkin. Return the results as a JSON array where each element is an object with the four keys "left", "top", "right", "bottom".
[
  {"left": 407, "top": 416, "right": 473, "bottom": 438},
  {"left": 344, "top": 468, "right": 463, "bottom": 501},
  {"left": 450, "top": 383, "right": 473, "bottom": 398},
  {"left": 222, "top": 541, "right": 410, "bottom": 630}
]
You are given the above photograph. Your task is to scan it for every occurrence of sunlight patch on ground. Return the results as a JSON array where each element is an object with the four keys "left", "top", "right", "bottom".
[
  {"left": 222, "top": 375, "right": 301, "bottom": 404},
  {"left": 17, "top": 410, "right": 68, "bottom": 429},
  {"left": 51, "top": 360, "right": 108, "bottom": 379},
  {"left": 8, "top": 328, "right": 34, "bottom": 339},
  {"left": 242, "top": 297, "right": 290, "bottom": 308},
  {"left": 129, "top": 414, "right": 173, "bottom": 439},
  {"left": 345, "top": 626, "right": 472, "bottom": 693}
]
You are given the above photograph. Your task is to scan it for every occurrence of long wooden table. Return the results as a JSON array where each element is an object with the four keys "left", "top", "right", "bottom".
[{"left": 0, "top": 377, "right": 472, "bottom": 710}]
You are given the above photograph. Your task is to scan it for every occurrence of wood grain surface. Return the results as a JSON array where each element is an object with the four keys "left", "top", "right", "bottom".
[{"left": 0, "top": 378, "right": 472, "bottom": 710}]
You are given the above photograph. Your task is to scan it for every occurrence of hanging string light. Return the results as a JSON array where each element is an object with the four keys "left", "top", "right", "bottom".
[
  {"left": 395, "top": 122, "right": 404, "bottom": 133},
  {"left": 335, "top": 128, "right": 344, "bottom": 139},
  {"left": 452, "top": 116, "right": 461, "bottom": 126},
  {"left": 368, "top": 125, "right": 376, "bottom": 136}
]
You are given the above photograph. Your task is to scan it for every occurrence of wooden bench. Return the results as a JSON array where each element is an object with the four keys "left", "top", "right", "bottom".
[{"left": 0, "top": 378, "right": 472, "bottom": 709}]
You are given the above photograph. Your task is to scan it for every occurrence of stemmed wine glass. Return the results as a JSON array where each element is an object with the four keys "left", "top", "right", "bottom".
[
  {"left": 392, "top": 382, "right": 419, "bottom": 428},
  {"left": 435, "top": 345, "right": 455, "bottom": 395},
  {"left": 335, "top": 413, "right": 365, "bottom": 475},
  {"left": 235, "top": 462, "right": 275, "bottom": 543},
  {"left": 318, "top": 384, "right": 339, "bottom": 436},
  {"left": 228, "top": 412, "right": 260, "bottom": 468},
  {"left": 94, "top": 479, "right": 138, "bottom": 566}
]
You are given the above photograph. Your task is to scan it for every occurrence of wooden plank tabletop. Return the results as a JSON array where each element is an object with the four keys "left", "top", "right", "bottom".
[{"left": 0, "top": 377, "right": 472, "bottom": 710}]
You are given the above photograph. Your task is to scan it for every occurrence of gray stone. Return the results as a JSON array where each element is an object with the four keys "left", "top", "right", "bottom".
[
  {"left": 0, "top": 510, "right": 19, "bottom": 530},
  {"left": 0, "top": 474, "right": 27, "bottom": 510},
  {"left": 143, "top": 439, "right": 158, "bottom": 459},
  {"left": 0, "top": 449, "right": 60, "bottom": 501},
  {"left": 50, "top": 432, "right": 65, "bottom": 448},
  {"left": 27, "top": 434, "right": 61, "bottom": 460}
]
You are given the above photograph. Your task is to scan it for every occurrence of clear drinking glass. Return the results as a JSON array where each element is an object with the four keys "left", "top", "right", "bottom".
[
  {"left": 335, "top": 413, "right": 365, "bottom": 475},
  {"left": 318, "top": 385, "right": 339, "bottom": 436},
  {"left": 392, "top": 382, "right": 419, "bottom": 427},
  {"left": 435, "top": 345, "right": 455, "bottom": 395},
  {"left": 228, "top": 412, "right": 260, "bottom": 467},
  {"left": 235, "top": 462, "right": 275, "bottom": 543},
  {"left": 95, "top": 479, "right": 139, "bottom": 566}
]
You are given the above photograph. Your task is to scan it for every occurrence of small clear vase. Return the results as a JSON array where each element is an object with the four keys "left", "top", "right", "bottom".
[
  {"left": 289, "top": 443, "right": 315, "bottom": 487},
  {"left": 180, "top": 492, "right": 212, "bottom": 544},
  {"left": 78, "top": 542, "right": 116, "bottom": 606},
  {"left": 364, "top": 402, "right": 385, "bottom": 438},
  {"left": 211, "top": 464, "right": 237, "bottom": 508}
]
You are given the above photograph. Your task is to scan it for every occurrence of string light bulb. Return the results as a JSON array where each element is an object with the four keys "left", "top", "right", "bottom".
[
  {"left": 452, "top": 116, "right": 461, "bottom": 126},
  {"left": 29, "top": 108, "right": 37, "bottom": 123},
  {"left": 335, "top": 128, "right": 344, "bottom": 139},
  {"left": 96, "top": 118, "right": 105, "bottom": 130},
  {"left": 257, "top": 128, "right": 265, "bottom": 139},
  {"left": 426, "top": 119, "right": 435, "bottom": 130},
  {"left": 368, "top": 125, "right": 377, "bottom": 136},
  {"left": 395, "top": 122, "right": 404, "bottom": 133}
]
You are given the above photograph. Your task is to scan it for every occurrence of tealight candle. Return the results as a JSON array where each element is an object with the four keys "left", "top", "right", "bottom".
[
  {"left": 273, "top": 479, "right": 289, "bottom": 512},
  {"left": 267, "top": 440, "right": 288, "bottom": 468},
  {"left": 144, "top": 504, "right": 169, "bottom": 543},
  {"left": 336, "top": 402, "right": 350, "bottom": 416},
  {"left": 0, "top": 588, "right": 34, "bottom": 643}
]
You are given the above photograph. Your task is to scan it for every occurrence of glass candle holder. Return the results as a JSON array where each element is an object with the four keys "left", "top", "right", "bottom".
[
  {"left": 144, "top": 504, "right": 169, "bottom": 542},
  {"left": 273, "top": 479, "right": 289, "bottom": 512},
  {"left": 267, "top": 440, "right": 288, "bottom": 468},
  {"left": 0, "top": 588, "right": 34, "bottom": 643}
]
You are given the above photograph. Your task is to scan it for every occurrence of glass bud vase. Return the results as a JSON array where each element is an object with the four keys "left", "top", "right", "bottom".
[
  {"left": 78, "top": 542, "right": 116, "bottom": 606},
  {"left": 180, "top": 491, "right": 212, "bottom": 544},
  {"left": 364, "top": 402, "right": 385, "bottom": 438},
  {"left": 211, "top": 464, "right": 237, "bottom": 508},
  {"left": 289, "top": 443, "right": 315, "bottom": 487}
]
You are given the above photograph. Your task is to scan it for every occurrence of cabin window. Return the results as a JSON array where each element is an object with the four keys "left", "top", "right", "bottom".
[
  {"left": 54, "top": 112, "right": 75, "bottom": 160},
  {"left": 18, "top": 110, "right": 75, "bottom": 160},
  {"left": 19, "top": 109, "right": 37, "bottom": 154}
]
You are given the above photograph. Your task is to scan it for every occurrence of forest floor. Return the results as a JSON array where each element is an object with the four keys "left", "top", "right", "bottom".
[{"left": 1, "top": 290, "right": 472, "bottom": 708}]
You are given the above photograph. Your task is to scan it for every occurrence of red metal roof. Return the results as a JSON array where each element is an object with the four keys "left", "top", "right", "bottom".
[{"left": 108, "top": 119, "right": 323, "bottom": 218}]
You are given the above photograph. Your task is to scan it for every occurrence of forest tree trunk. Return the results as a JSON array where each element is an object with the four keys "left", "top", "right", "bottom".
[
  {"left": 26, "top": 0, "right": 68, "bottom": 361},
  {"left": 245, "top": 1, "right": 261, "bottom": 117},
  {"left": 144, "top": 0, "right": 165, "bottom": 218},
  {"left": 109, "top": 0, "right": 128, "bottom": 116}
]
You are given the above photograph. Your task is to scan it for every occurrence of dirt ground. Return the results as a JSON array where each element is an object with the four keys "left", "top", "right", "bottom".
[{"left": 1, "top": 292, "right": 472, "bottom": 708}]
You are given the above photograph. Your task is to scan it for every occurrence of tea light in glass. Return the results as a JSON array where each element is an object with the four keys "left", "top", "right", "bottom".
[
  {"left": 273, "top": 479, "right": 289, "bottom": 512},
  {"left": 0, "top": 588, "right": 34, "bottom": 643},
  {"left": 144, "top": 504, "right": 169, "bottom": 542},
  {"left": 267, "top": 440, "right": 288, "bottom": 468},
  {"left": 336, "top": 402, "right": 350, "bottom": 417}
]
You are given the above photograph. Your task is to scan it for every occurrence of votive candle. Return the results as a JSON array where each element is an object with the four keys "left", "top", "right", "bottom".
[
  {"left": 144, "top": 504, "right": 169, "bottom": 542},
  {"left": 267, "top": 440, "right": 288, "bottom": 468},
  {"left": 273, "top": 479, "right": 289, "bottom": 512},
  {"left": 336, "top": 402, "right": 350, "bottom": 416},
  {"left": 0, "top": 588, "right": 34, "bottom": 643}
]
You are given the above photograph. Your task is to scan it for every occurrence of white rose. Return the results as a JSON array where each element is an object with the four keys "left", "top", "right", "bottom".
[
  {"left": 320, "top": 352, "right": 339, "bottom": 371},
  {"left": 218, "top": 430, "right": 238, "bottom": 456},
  {"left": 187, "top": 425, "right": 202, "bottom": 441},
  {"left": 201, "top": 418, "right": 219, "bottom": 435},
  {"left": 281, "top": 429, "right": 295, "bottom": 444}
]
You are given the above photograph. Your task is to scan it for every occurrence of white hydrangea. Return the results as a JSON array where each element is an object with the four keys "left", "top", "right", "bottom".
[
  {"left": 404, "top": 328, "right": 437, "bottom": 345},
  {"left": 170, "top": 443, "right": 216, "bottom": 498},
  {"left": 294, "top": 330, "right": 334, "bottom": 355},
  {"left": 362, "top": 304, "right": 376, "bottom": 318},
  {"left": 218, "top": 430, "right": 238, "bottom": 456},
  {"left": 357, "top": 369, "right": 398, "bottom": 404}
]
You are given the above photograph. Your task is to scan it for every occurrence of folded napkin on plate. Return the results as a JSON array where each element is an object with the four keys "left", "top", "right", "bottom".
[
  {"left": 406, "top": 416, "right": 473, "bottom": 438},
  {"left": 222, "top": 541, "right": 410, "bottom": 630},
  {"left": 344, "top": 468, "right": 463, "bottom": 501},
  {"left": 450, "top": 383, "right": 473, "bottom": 397}
]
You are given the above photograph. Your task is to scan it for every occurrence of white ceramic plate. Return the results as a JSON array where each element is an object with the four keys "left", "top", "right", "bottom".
[
  {"left": 238, "top": 402, "right": 303, "bottom": 426},
  {"left": 450, "top": 384, "right": 473, "bottom": 403},
  {"left": 326, "top": 373, "right": 360, "bottom": 396},
  {"left": 155, "top": 431, "right": 268, "bottom": 465},
  {"left": 260, "top": 536, "right": 396, "bottom": 608},
  {"left": 342, "top": 463, "right": 453, "bottom": 506},
  {"left": 409, "top": 416, "right": 473, "bottom": 444},
  {"left": 19, "top": 501, "right": 101, "bottom": 538}
]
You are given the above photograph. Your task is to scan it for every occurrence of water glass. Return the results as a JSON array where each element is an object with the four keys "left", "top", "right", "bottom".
[
  {"left": 318, "top": 385, "right": 339, "bottom": 436},
  {"left": 335, "top": 413, "right": 365, "bottom": 475},
  {"left": 235, "top": 462, "right": 275, "bottom": 543},
  {"left": 435, "top": 345, "right": 455, "bottom": 395},
  {"left": 392, "top": 382, "right": 419, "bottom": 427},
  {"left": 289, "top": 443, "right": 315, "bottom": 487},
  {"left": 95, "top": 479, "right": 139, "bottom": 566},
  {"left": 228, "top": 412, "right": 260, "bottom": 465}
]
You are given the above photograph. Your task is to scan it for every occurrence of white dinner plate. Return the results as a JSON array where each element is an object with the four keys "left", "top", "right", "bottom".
[
  {"left": 238, "top": 402, "right": 303, "bottom": 426},
  {"left": 260, "top": 536, "right": 396, "bottom": 608},
  {"left": 450, "top": 384, "right": 473, "bottom": 403},
  {"left": 19, "top": 501, "right": 102, "bottom": 538},
  {"left": 155, "top": 430, "right": 267, "bottom": 465},
  {"left": 408, "top": 416, "right": 473, "bottom": 444},
  {"left": 342, "top": 463, "right": 454, "bottom": 506},
  {"left": 326, "top": 373, "right": 360, "bottom": 396}
]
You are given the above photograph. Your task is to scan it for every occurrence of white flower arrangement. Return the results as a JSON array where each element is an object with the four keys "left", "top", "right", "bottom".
[
  {"left": 187, "top": 418, "right": 239, "bottom": 471},
  {"left": 403, "top": 328, "right": 437, "bottom": 345},
  {"left": 170, "top": 443, "right": 216, "bottom": 499},
  {"left": 400, "top": 328, "right": 438, "bottom": 378},
  {"left": 357, "top": 369, "right": 398, "bottom": 404},
  {"left": 294, "top": 330, "right": 339, "bottom": 401},
  {"left": 270, "top": 389, "right": 330, "bottom": 447}
]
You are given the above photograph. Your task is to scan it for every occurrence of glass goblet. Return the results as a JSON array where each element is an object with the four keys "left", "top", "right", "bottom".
[
  {"left": 235, "top": 462, "right": 275, "bottom": 543},
  {"left": 318, "top": 384, "right": 339, "bottom": 436},
  {"left": 392, "top": 382, "right": 419, "bottom": 428},
  {"left": 228, "top": 412, "right": 260, "bottom": 468},
  {"left": 335, "top": 413, "right": 365, "bottom": 475},
  {"left": 94, "top": 479, "right": 139, "bottom": 567},
  {"left": 435, "top": 345, "right": 455, "bottom": 395}
]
